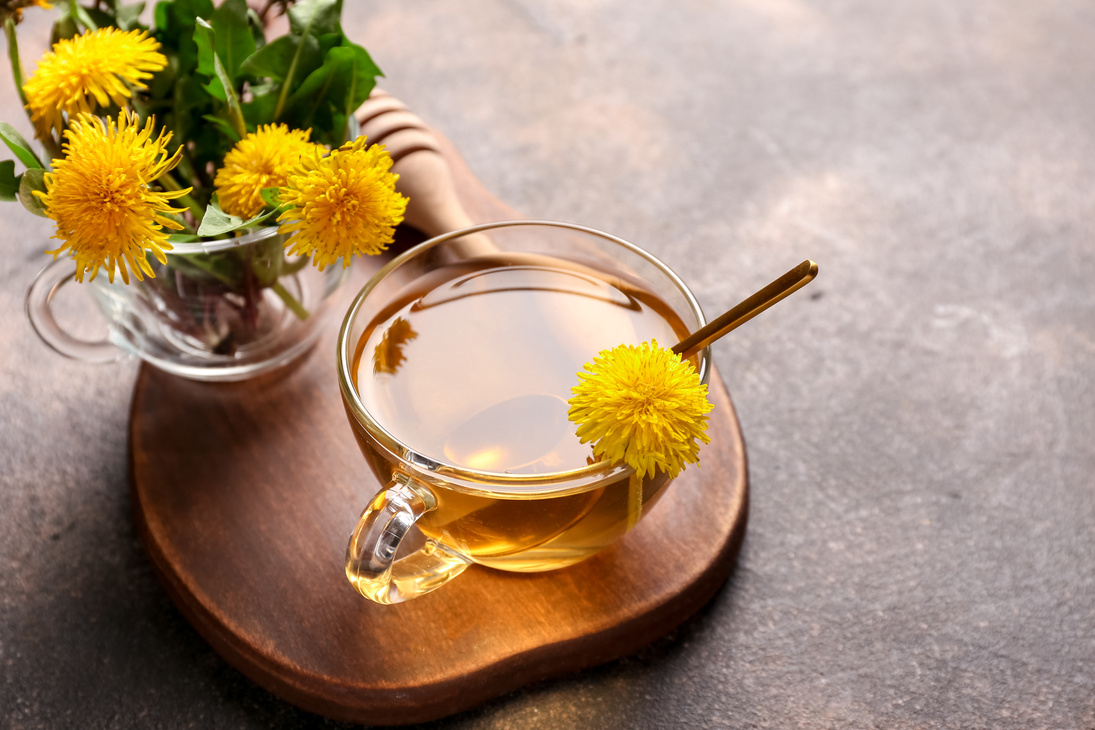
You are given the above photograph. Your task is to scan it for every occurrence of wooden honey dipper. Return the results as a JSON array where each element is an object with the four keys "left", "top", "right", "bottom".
[{"left": 355, "top": 89, "right": 502, "bottom": 257}]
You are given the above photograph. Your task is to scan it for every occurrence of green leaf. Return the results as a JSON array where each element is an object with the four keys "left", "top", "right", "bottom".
[
  {"left": 68, "top": 0, "right": 99, "bottom": 31},
  {"left": 185, "top": 119, "right": 225, "bottom": 176},
  {"left": 272, "top": 0, "right": 344, "bottom": 121},
  {"left": 5, "top": 17, "right": 27, "bottom": 108},
  {"left": 196, "top": 199, "right": 244, "bottom": 236},
  {"left": 242, "top": 87, "right": 279, "bottom": 126},
  {"left": 199, "top": 76, "right": 225, "bottom": 102},
  {"left": 50, "top": 11, "right": 80, "bottom": 44},
  {"left": 0, "top": 123, "right": 45, "bottom": 169},
  {"left": 210, "top": 0, "right": 255, "bottom": 81},
  {"left": 249, "top": 80, "right": 279, "bottom": 97},
  {"left": 260, "top": 187, "right": 281, "bottom": 208},
  {"left": 155, "top": 0, "right": 215, "bottom": 75},
  {"left": 85, "top": 6, "right": 114, "bottom": 29},
  {"left": 164, "top": 73, "right": 217, "bottom": 154},
  {"left": 167, "top": 233, "right": 201, "bottom": 243},
  {"left": 115, "top": 2, "right": 146, "bottom": 31},
  {"left": 149, "top": 56, "right": 177, "bottom": 100},
  {"left": 193, "top": 16, "right": 217, "bottom": 78},
  {"left": 336, "top": 43, "right": 382, "bottom": 125},
  {"left": 288, "top": 0, "right": 343, "bottom": 38},
  {"left": 159, "top": 0, "right": 216, "bottom": 30},
  {"left": 215, "top": 53, "right": 247, "bottom": 138},
  {"left": 194, "top": 18, "right": 247, "bottom": 138},
  {"left": 153, "top": 0, "right": 168, "bottom": 31},
  {"left": 18, "top": 168, "right": 49, "bottom": 218},
  {"left": 239, "top": 34, "right": 320, "bottom": 83},
  {"left": 329, "top": 111, "right": 348, "bottom": 142},
  {"left": 201, "top": 114, "right": 241, "bottom": 142},
  {"left": 196, "top": 198, "right": 279, "bottom": 237},
  {"left": 287, "top": 42, "right": 380, "bottom": 142},
  {"left": 247, "top": 7, "right": 266, "bottom": 49},
  {"left": 0, "top": 160, "right": 19, "bottom": 202}
]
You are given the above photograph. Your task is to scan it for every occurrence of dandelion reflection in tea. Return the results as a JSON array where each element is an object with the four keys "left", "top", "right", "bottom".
[{"left": 337, "top": 221, "right": 710, "bottom": 604}]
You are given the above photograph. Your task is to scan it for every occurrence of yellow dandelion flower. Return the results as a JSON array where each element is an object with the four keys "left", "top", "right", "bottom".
[
  {"left": 23, "top": 28, "right": 167, "bottom": 139},
  {"left": 276, "top": 136, "right": 407, "bottom": 270},
  {"left": 568, "top": 339, "right": 713, "bottom": 480},
  {"left": 36, "top": 111, "right": 190, "bottom": 285},
  {"left": 213, "top": 124, "right": 321, "bottom": 218}
]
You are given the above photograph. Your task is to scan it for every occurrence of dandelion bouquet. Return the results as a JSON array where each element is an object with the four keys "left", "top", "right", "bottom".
[{"left": 6, "top": 0, "right": 407, "bottom": 363}]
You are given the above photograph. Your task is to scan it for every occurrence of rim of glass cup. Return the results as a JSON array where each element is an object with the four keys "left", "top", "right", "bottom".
[
  {"left": 336, "top": 220, "right": 710, "bottom": 495},
  {"left": 164, "top": 224, "right": 283, "bottom": 255}
]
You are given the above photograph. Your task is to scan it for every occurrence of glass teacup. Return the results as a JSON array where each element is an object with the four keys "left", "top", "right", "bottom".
[{"left": 337, "top": 221, "right": 709, "bottom": 604}]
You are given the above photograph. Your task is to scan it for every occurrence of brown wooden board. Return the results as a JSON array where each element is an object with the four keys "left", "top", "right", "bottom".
[{"left": 128, "top": 108, "right": 749, "bottom": 725}]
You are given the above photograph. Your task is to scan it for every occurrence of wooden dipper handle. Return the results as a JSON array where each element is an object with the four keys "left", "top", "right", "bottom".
[{"left": 357, "top": 90, "right": 497, "bottom": 256}]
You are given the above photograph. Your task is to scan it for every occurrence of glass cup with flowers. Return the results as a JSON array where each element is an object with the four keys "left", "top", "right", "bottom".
[{"left": 6, "top": 0, "right": 406, "bottom": 380}]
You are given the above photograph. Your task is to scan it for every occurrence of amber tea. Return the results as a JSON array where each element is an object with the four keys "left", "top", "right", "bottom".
[{"left": 347, "top": 253, "right": 695, "bottom": 572}]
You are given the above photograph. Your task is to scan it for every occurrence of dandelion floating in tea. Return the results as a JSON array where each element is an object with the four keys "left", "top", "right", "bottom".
[{"left": 568, "top": 339, "right": 712, "bottom": 480}]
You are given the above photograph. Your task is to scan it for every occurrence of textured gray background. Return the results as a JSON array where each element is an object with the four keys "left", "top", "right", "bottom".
[{"left": 3, "top": 1, "right": 1095, "bottom": 728}]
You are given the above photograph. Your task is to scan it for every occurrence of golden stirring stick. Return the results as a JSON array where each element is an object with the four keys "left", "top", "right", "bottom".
[{"left": 673, "top": 260, "right": 819, "bottom": 360}]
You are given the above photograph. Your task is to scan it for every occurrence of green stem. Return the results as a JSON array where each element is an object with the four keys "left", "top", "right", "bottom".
[
  {"left": 273, "top": 65, "right": 295, "bottom": 122},
  {"left": 173, "top": 252, "right": 234, "bottom": 286},
  {"left": 5, "top": 19, "right": 27, "bottom": 108},
  {"left": 158, "top": 170, "right": 205, "bottom": 222},
  {"left": 271, "top": 281, "right": 310, "bottom": 320},
  {"left": 300, "top": 72, "right": 336, "bottom": 131},
  {"left": 273, "top": 12, "right": 320, "bottom": 121}
]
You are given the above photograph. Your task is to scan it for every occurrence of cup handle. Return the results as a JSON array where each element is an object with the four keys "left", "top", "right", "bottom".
[
  {"left": 345, "top": 472, "right": 471, "bottom": 604},
  {"left": 24, "top": 258, "right": 122, "bottom": 363}
]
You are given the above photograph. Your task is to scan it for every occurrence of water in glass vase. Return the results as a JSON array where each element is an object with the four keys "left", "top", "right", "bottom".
[{"left": 349, "top": 254, "right": 694, "bottom": 571}]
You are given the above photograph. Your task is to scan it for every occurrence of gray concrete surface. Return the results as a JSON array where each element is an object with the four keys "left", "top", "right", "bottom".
[{"left": 3, "top": 1, "right": 1094, "bottom": 727}]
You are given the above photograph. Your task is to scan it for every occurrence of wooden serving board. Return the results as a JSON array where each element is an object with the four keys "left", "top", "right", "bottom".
[{"left": 129, "top": 121, "right": 749, "bottom": 725}]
